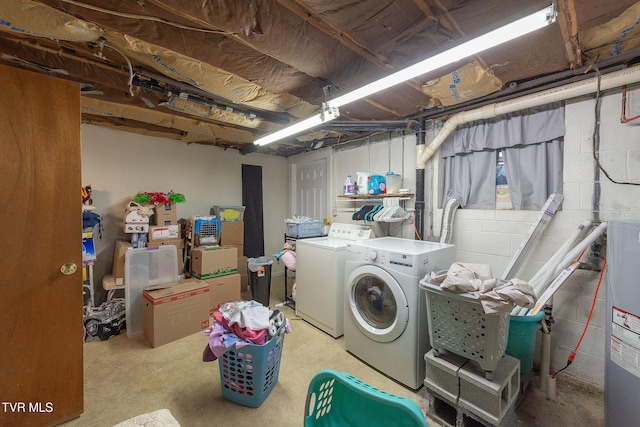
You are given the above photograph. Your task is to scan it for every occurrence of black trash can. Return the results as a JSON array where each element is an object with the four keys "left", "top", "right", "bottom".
[{"left": 247, "top": 257, "right": 274, "bottom": 307}]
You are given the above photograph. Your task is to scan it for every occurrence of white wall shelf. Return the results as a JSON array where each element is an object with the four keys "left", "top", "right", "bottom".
[{"left": 337, "top": 193, "right": 414, "bottom": 201}]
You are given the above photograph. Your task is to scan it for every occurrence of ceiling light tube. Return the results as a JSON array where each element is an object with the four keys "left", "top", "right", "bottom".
[
  {"left": 329, "top": 4, "right": 556, "bottom": 108},
  {"left": 254, "top": 4, "right": 555, "bottom": 146},
  {"left": 254, "top": 103, "right": 339, "bottom": 146}
]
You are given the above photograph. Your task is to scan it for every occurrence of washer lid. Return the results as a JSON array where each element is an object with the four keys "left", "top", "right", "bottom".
[{"left": 346, "top": 264, "right": 408, "bottom": 343}]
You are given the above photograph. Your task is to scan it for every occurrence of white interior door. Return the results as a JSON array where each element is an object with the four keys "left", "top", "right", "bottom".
[{"left": 291, "top": 157, "right": 329, "bottom": 220}]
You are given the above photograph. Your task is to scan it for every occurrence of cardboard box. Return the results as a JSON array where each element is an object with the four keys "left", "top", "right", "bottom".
[
  {"left": 148, "top": 224, "right": 181, "bottom": 241},
  {"left": 153, "top": 203, "right": 178, "bottom": 225},
  {"left": 191, "top": 246, "right": 238, "bottom": 280},
  {"left": 221, "top": 221, "right": 244, "bottom": 245},
  {"left": 226, "top": 244, "right": 244, "bottom": 257},
  {"left": 102, "top": 274, "right": 118, "bottom": 290},
  {"left": 204, "top": 273, "right": 241, "bottom": 308},
  {"left": 146, "top": 238, "right": 185, "bottom": 275},
  {"left": 112, "top": 240, "right": 133, "bottom": 288},
  {"left": 142, "top": 279, "right": 210, "bottom": 348},
  {"left": 240, "top": 274, "right": 249, "bottom": 293},
  {"left": 237, "top": 256, "right": 248, "bottom": 275}
]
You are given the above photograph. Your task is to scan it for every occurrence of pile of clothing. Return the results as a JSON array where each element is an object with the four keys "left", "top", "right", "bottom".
[
  {"left": 426, "top": 262, "right": 537, "bottom": 314},
  {"left": 203, "top": 300, "right": 291, "bottom": 362}
]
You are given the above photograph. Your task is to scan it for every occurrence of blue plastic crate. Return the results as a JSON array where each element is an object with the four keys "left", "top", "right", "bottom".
[
  {"left": 218, "top": 324, "right": 286, "bottom": 408},
  {"left": 286, "top": 220, "right": 323, "bottom": 238},
  {"left": 193, "top": 217, "right": 221, "bottom": 246}
]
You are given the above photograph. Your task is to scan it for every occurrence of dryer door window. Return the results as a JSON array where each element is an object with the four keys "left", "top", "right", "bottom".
[{"left": 347, "top": 265, "right": 409, "bottom": 343}]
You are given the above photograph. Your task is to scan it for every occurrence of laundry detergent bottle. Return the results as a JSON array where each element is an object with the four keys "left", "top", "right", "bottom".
[
  {"left": 343, "top": 175, "right": 356, "bottom": 195},
  {"left": 368, "top": 175, "right": 386, "bottom": 195}
]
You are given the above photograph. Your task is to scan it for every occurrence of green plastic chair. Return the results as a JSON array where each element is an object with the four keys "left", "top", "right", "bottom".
[{"left": 304, "top": 369, "right": 429, "bottom": 427}]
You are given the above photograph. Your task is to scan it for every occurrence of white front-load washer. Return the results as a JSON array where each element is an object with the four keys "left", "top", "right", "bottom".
[
  {"left": 295, "top": 223, "right": 372, "bottom": 338},
  {"left": 343, "top": 237, "right": 454, "bottom": 389}
]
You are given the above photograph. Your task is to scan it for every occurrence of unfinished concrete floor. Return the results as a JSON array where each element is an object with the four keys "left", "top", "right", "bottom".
[{"left": 62, "top": 275, "right": 604, "bottom": 427}]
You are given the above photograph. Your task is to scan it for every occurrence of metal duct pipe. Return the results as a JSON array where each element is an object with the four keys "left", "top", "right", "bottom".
[
  {"left": 415, "top": 117, "right": 426, "bottom": 240},
  {"left": 416, "top": 65, "right": 640, "bottom": 168},
  {"left": 323, "top": 120, "right": 421, "bottom": 132}
]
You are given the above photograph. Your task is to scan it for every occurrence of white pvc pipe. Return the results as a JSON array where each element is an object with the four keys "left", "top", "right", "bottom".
[
  {"left": 416, "top": 66, "right": 640, "bottom": 168},
  {"left": 547, "top": 375, "right": 557, "bottom": 400},
  {"left": 511, "top": 220, "right": 591, "bottom": 316},
  {"left": 540, "top": 326, "right": 551, "bottom": 393},
  {"left": 553, "top": 221, "right": 608, "bottom": 279},
  {"left": 530, "top": 220, "right": 592, "bottom": 293},
  {"left": 525, "top": 222, "right": 608, "bottom": 309}
]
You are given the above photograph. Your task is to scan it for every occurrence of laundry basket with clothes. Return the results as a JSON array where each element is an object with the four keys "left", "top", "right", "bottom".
[
  {"left": 420, "top": 263, "right": 536, "bottom": 378},
  {"left": 202, "top": 300, "right": 291, "bottom": 407}
]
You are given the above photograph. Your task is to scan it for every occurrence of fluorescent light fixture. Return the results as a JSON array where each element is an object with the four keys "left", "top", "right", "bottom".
[
  {"left": 254, "top": 103, "right": 339, "bottom": 146},
  {"left": 254, "top": 4, "right": 555, "bottom": 145}
]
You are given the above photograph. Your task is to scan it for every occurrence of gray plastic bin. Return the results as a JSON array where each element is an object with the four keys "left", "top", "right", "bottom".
[{"left": 247, "top": 257, "right": 274, "bottom": 307}]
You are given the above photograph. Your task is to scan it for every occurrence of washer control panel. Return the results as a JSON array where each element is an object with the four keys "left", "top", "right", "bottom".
[
  {"left": 362, "top": 248, "right": 415, "bottom": 268},
  {"left": 328, "top": 223, "right": 373, "bottom": 240}
]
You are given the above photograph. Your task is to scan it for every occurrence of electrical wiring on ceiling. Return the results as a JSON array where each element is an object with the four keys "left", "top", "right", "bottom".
[{"left": 60, "top": 0, "right": 235, "bottom": 35}]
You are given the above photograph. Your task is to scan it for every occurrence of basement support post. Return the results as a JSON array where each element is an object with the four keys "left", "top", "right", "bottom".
[{"left": 415, "top": 117, "right": 426, "bottom": 240}]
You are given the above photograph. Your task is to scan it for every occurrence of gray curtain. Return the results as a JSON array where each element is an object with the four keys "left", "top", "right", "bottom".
[
  {"left": 502, "top": 139, "right": 564, "bottom": 209},
  {"left": 443, "top": 151, "right": 496, "bottom": 209},
  {"left": 441, "top": 103, "right": 565, "bottom": 210}
]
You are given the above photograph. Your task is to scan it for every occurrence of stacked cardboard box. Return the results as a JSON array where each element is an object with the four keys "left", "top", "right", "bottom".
[
  {"left": 219, "top": 221, "right": 247, "bottom": 291},
  {"left": 144, "top": 204, "right": 184, "bottom": 274},
  {"left": 108, "top": 240, "right": 133, "bottom": 289},
  {"left": 142, "top": 278, "right": 210, "bottom": 348},
  {"left": 152, "top": 203, "right": 178, "bottom": 226},
  {"left": 191, "top": 245, "right": 241, "bottom": 308}
]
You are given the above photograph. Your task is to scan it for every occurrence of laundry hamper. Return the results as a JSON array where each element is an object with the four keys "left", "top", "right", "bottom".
[
  {"left": 304, "top": 369, "right": 428, "bottom": 427},
  {"left": 218, "top": 323, "right": 286, "bottom": 408},
  {"left": 419, "top": 279, "right": 510, "bottom": 378}
]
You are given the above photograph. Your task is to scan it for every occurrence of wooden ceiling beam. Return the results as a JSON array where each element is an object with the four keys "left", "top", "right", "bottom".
[
  {"left": 276, "top": 0, "right": 393, "bottom": 70},
  {"left": 556, "top": 0, "right": 583, "bottom": 68}
]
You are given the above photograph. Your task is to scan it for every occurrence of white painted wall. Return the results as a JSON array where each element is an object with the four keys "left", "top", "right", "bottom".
[{"left": 80, "top": 124, "right": 288, "bottom": 302}]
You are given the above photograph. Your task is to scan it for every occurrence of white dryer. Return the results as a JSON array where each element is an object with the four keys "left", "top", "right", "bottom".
[
  {"left": 295, "top": 223, "right": 372, "bottom": 338},
  {"left": 343, "top": 237, "right": 454, "bottom": 389}
]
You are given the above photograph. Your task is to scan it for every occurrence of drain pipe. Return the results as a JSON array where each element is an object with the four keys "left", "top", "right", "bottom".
[
  {"left": 415, "top": 117, "right": 426, "bottom": 240},
  {"left": 416, "top": 65, "right": 640, "bottom": 168}
]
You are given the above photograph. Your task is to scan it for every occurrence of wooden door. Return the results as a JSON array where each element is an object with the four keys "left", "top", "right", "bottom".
[{"left": 0, "top": 65, "right": 83, "bottom": 426}]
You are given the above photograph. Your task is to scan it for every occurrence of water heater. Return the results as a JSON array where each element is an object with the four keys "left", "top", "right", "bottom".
[{"left": 605, "top": 221, "right": 640, "bottom": 426}]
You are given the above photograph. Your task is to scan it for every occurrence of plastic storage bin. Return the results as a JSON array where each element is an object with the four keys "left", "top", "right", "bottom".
[
  {"left": 218, "top": 323, "right": 286, "bottom": 408},
  {"left": 248, "top": 257, "right": 273, "bottom": 306},
  {"left": 125, "top": 246, "right": 178, "bottom": 338},
  {"left": 211, "top": 205, "right": 245, "bottom": 222},
  {"left": 304, "top": 369, "right": 428, "bottom": 427},
  {"left": 286, "top": 220, "right": 323, "bottom": 238},
  {"left": 420, "top": 278, "right": 510, "bottom": 375},
  {"left": 505, "top": 312, "right": 544, "bottom": 374}
]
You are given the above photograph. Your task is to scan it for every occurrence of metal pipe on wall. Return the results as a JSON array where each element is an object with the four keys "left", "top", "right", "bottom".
[
  {"left": 415, "top": 65, "right": 640, "bottom": 168},
  {"left": 415, "top": 117, "right": 426, "bottom": 240}
]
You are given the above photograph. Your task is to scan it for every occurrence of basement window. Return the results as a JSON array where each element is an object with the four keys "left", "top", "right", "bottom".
[{"left": 441, "top": 103, "right": 565, "bottom": 210}]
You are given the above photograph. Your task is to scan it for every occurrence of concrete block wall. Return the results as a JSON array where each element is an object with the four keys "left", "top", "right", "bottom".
[
  {"left": 329, "top": 86, "right": 640, "bottom": 389},
  {"left": 429, "top": 87, "right": 640, "bottom": 390}
]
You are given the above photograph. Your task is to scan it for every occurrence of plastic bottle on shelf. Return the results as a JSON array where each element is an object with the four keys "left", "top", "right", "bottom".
[{"left": 343, "top": 175, "right": 356, "bottom": 195}]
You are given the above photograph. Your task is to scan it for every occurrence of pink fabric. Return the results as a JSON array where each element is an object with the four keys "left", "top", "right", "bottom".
[{"left": 213, "top": 310, "right": 267, "bottom": 345}]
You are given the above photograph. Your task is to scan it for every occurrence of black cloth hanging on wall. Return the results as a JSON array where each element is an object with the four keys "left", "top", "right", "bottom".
[{"left": 242, "top": 164, "right": 265, "bottom": 257}]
